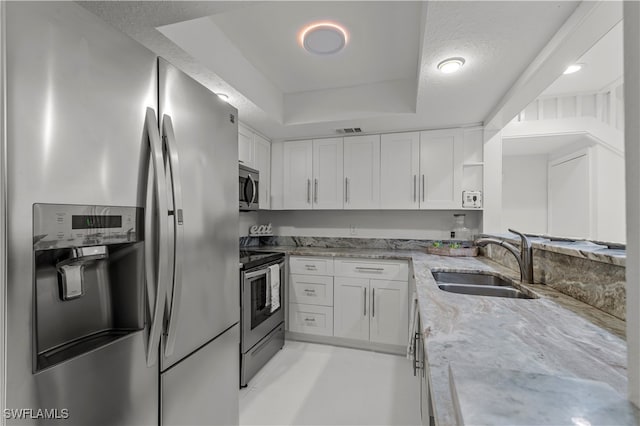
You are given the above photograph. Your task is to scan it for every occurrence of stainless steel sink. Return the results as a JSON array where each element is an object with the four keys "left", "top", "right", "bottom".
[{"left": 432, "top": 271, "right": 537, "bottom": 299}]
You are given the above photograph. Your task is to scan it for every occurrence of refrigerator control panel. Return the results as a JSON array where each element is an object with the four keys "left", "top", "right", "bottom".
[{"left": 33, "top": 203, "right": 143, "bottom": 250}]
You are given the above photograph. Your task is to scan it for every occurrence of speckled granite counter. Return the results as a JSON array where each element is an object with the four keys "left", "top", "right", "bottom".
[{"left": 254, "top": 246, "right": 635, "bottom": 425}]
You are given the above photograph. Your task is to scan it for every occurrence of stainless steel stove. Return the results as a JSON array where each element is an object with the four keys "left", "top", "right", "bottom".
[{"left": 239, "top": 249, "right": 285, "bottom": 387}]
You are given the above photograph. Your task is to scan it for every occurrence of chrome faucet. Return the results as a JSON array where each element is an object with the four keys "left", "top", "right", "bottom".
[{"left": 474, "top": 229, "right": 534, "bottom": 283}]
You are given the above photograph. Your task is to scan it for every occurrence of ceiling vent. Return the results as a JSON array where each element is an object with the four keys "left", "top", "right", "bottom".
[{"left": 336, "top": 127, "right": 362, "bottom": 134}]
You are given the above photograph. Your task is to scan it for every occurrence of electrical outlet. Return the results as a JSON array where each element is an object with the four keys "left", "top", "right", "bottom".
[{"left": 349, "top": 224, "right": 357, "bottom": 235}]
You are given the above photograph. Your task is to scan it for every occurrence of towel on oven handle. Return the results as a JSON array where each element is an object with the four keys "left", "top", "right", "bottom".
[{"left": 268, "top": 264, "right": 280, "bottom": 313}]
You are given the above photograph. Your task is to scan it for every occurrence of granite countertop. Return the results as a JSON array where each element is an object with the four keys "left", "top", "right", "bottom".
[{"left": 252, "top": 245, "right": 636, "bottom": 425}]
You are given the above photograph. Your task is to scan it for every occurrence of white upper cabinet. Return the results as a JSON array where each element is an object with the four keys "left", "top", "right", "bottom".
[
  {"left": 380, "top": 132, "right": 420, "bottom": 209},
  {"left": 254, "top": 134, "right": 271, "bottom": 210},
  {"left": 238, "top": 124, "right": 255, "bottom": 168},
  {"left": 419, "top": 129, "right": 463, "bottom": 209},
  {"left": 313, "top": 138, "right": 344, "bottom": 209},
  {"left": 343, "top": 135, "right": 381, "bottom": 209},
  {"left": 283, "top": 140, "right": 313, "bottom": 209}
]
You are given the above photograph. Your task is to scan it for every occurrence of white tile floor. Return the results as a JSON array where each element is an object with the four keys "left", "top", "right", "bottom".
[{"left": 240, "top": 341, "right": 421, "bottom": 426}]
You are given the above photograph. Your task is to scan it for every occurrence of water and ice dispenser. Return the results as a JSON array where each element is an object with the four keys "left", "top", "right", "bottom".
[{"left": 33, "top": 204, "right": 145, "bottom": 372}]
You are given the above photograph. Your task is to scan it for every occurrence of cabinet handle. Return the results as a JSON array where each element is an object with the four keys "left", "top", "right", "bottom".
[
  {"left": 355, "top": 267, "right": 384, "bottom": 272},
  {"left": 413, "top": 332, "right": 419, "bottom": 376},
  {"left": 307, "top": 179, "right": 311, "bottom": 204},
  {"left": 304, "top": 289, "right": 316, "bottom": 294},
  {"left": 304, "top": 265, "right": 317, "bottom": 270},
  {"left": 413, "top": 175, "right": 417, "bottom": 202},
  {"left": 314, "top": 178, "right": 318, "bottom": 203},
  {"left": 305, "top": 317, "right": 316, "bottom": 322},
  {"left": 345, "top": 177, "right": 349, "bottom": 203},
  {"left": 422, "top": 174, "right": 425, "bottom": 202},
  {"left": 363, "top": 287, "right": 367, "bottom": 316},
  {"left": 372, "top": 288, "right": 375, "bottom": 318}
]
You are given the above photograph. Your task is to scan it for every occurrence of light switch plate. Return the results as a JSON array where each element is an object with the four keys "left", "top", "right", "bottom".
[{"left": 462, "top": 190, "right": 482, "bottom": 208}]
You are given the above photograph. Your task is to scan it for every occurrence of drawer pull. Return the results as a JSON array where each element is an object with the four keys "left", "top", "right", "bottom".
[
  {"left": 304, "top": 265, "right": 317, "bottom": 269},
  {"left": 304, "top": 289, "right": 316, "bottom": 294},
  {"left": 355, "top": 267, "right": 384, "bottom": 272},
  {"left": 304, "top": 317, "right": 316, "bottom": 322}
]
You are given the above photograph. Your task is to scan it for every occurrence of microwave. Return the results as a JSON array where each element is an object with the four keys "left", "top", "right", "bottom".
[{"left": 239, "top": 164, "right": 259, "bottom": 211}]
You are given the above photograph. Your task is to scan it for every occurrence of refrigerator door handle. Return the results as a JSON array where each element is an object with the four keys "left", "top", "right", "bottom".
[
  {"left": 161, "top": 115, "right": 185, "bottom": 358},
  {"left": 145, "top": 107, "right": 170, "bottom": 367}
]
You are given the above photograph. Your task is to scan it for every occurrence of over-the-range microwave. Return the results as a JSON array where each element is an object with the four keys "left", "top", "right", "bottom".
[{"left": 239, "top": 164, "right": 259, "bottom": 211}]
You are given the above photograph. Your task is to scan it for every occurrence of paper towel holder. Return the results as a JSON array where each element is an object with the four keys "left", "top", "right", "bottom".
[{"left": 55, "top": 246, "right": 108, "bottom": 300}]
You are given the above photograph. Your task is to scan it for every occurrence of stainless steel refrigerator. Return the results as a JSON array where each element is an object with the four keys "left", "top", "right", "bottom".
[{"left": 3, "top": 2, "right": 239, "bottom": 425}]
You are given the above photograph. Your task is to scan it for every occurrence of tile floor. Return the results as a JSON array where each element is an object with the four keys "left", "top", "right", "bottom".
[{"left": 240, "top": 340, "right": 421, "bottom": 425}]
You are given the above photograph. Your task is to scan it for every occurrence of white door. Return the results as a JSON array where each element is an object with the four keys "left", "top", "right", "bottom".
[
  {"left": 419, "top": 129, "right": 463, "bottom": 209},
  {"left": 549, "top": 153, "right": 591, "bottom": 238},
  {"left": 283, "top": 140, "right": 313, "bottom": 209},
  {"left": 369, "top": 280, "right": 408, "bottom": 346},
  {"left": 313, "top": 138, "right": 344, "bottom": 209},
  {"left": 254, "top": 134, "right": 271, "bottom": 209},
  {"left": 380, "top": 132, "right": 420, "bottom": 209},
  {"left": 344, "top": 135, "right": 381, "bottom": 209},
  {"left": 333, "top": 277, "right": 369, "bottom": 341},
  {"left": 238, "top": 124, "right": 254, "bottom": 168}
]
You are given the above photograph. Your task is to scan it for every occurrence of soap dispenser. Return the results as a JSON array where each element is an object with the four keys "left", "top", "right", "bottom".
[{"left": 451, "top": 214, "right": 471, "bottom": 241}]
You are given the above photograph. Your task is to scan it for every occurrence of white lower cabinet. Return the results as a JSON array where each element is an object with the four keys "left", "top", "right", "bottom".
[
  {"left": 289, "top": 255, "right": 409, "bottom": 349},
  {"left": 369, "top": 280, "right": 408, "bottom": 346},
  {"left": 334, "top": 277, "right": 408, "bottom": 346},
  {"left": 289, "top": 304, "right": 334, "bottom": 337},
  {"left": 333, "top": 277, "right": 370, "bottom": 341}
]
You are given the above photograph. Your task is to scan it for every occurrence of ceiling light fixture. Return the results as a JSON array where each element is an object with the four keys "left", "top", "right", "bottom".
[
  {"left": 216, "top": 93, "right": 229, "bottom": 102},
  {"left": 437, "top": 57, "right": 465, "bottom": 74},
  {"left": 300, "top": 22, "right": 348, "bottom": 55},
  {"left": 563, "top": 64, "right": 583, "bottom": 74}
]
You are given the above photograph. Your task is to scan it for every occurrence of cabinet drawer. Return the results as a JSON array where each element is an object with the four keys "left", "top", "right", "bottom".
[
  {"left": 289, "top": 256, "right": 334, "bottom": 276},
  {"left": 289, "top": 304, "right": 333, "bottom": 337},
  {"left": 290, "top": 274, "right": 334, "bottom": 306},
  {"left": 334, "top": 258, "right": 408, "bottom": 281}
]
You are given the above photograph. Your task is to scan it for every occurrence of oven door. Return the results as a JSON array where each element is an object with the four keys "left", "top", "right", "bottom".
[
  {"left": 241, "top": 260, "right": 284, "bottom": 351},
  {"left": 239, "top": 167, "right": 259, "bottom": 211}
]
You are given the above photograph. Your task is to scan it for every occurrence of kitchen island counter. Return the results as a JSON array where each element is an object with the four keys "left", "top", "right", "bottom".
[{"left": 252, "top": 245, "right": 634, "bottom": 425}]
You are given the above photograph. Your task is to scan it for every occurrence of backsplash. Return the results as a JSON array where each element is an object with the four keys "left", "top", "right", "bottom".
[
  {"left": 240, "top": 236, "right": 473, "bottom": 250},
  {"left": 483, "top": 242, "right": 626, "bottom": 321}
]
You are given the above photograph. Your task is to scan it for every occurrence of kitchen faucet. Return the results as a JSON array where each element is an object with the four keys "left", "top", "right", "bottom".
[{"left": 474, "top": 229, "right": 534, "bottom": 283}]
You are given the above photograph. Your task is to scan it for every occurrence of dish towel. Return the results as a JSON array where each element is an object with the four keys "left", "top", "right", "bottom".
[
  {"left": 407, "top": 292, "right": 418, "bottom": 359},
  {"left": 269, "top": 264, "right": 280, "bottom": 313}
]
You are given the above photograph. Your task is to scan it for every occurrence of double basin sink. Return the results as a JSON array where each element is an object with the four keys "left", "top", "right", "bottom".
[{"left": 432, "top": 271, "right": 537, "bottom": 299}]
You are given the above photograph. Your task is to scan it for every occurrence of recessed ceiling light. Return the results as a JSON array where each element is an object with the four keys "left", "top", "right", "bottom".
[
  {"left": 563, "top": 64, "right": 583, "bottom": 74},
  {"left": 216, "top": 93, "right": 229, "bottom": 102},
  {"left": 437, "top": 57, "right": 465, "bottom": 74},
  {"left": 300, "top": 22, "right": 348, "bottom": 55}
]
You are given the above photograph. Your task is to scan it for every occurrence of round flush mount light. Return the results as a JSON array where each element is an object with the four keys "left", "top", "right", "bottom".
[
  {"left": 563, "top": 64, "right": 584, "bottom": 75},
  {"left": 300, "top": 22, "right": 348, "bottom": 55},
  {"left": 216, "top": 93, "right": 229, "bottom": 102},
  {"left": 437, "top": 57, "right": 465, "bottom": 74}
]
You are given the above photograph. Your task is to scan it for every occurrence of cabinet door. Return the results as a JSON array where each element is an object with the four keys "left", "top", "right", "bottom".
[
  {"left": 369, "top": 280, "right": 408, "bottom": 346},
  {"left": 333, "top": 277, "right": 369, "bottom": 341},
  {"left": 313, "top": 138, "right": 344, "bottom": 209},
  {"left": 380, "top": 132, "right": 420, "bottom": 209},
  {"left": 238, "top": 124, "right": 255, "bottom": 168},
  {"left": 254, "top": 134, "right": 271, "bottom": 209},
  {"left": 283, "top": 140, "right": 313, "bottom": 209},
  {"left": 343, "top": 135, "right": 381, "bottom": 209},
  {"left": 419, "top": 129, "right": 463, "bottom": 209}
]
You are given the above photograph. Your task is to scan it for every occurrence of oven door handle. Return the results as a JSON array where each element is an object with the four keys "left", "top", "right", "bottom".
[{"left": 244, "top": 269, "right": 269, "bottom": 280}]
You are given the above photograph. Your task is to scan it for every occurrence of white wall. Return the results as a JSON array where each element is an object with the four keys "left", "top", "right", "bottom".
[
  {"left": 239, "top": 211, "right": 259, "bottom": 237},
  {"left": 259, "top": 210, "right": 482, "bottom": 240},
  {"left": 502, "top": 155, "right": 548, "bottom": 234},
  {"left": 624, "top": 1, "right": 640, "bottom": 408},
  {"left": 594, "top": 145, "right": 626, "bottom": 243}
]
